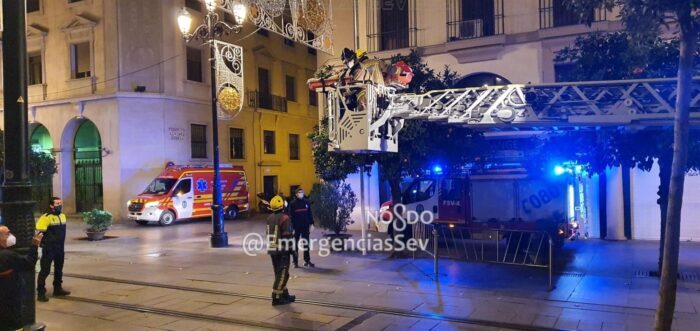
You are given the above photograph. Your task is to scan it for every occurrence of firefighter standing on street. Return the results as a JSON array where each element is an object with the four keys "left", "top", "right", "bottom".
[
  {"left": 289, "top": 188, "right": 315, "bottom": 268},
  {"left": 36, "top": 197, "right": 71, "bottom": 302},
  {"left": 266, "top": 195, "right": 296, "bottom": 306}
]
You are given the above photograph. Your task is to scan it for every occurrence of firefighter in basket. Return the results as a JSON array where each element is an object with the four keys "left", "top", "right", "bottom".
[{"left": 338, "top": 48, "right": 388, "bottom": 116}]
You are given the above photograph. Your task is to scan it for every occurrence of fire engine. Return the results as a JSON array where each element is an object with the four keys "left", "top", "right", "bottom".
[
  {"left": 309, "top": 53, "right": 700, "bottom": 241},
  {"left": 380, "top": 171, "right": 570, "bottom": 240},
  {"left": 127, "top": 165, "right": 250, "bottom": 225}
]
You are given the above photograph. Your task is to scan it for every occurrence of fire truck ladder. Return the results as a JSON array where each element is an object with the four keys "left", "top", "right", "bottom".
[{"left": 324, "top": 77, "right": 700, "bottom": 153}]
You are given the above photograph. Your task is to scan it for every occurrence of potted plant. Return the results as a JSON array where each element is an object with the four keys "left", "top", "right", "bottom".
[
  {"left": 82, "top": 209, "right": 113, "bottom": 241},
  {"left": 309, "top": 181, "right": 357, "bottom": 251}
]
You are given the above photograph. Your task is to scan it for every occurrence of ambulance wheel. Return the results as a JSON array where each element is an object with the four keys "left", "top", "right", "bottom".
[
  {"left": 159, "top": 210, "right": 175, "bottom": 226},
  {"left": 135, "top": 220, "right": 149, "bottom": 226},
  {"left": 224, "top": 205, "right": 238, "bottom": 220}
]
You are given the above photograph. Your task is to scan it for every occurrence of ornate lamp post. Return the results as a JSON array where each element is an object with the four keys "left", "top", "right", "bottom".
[
  {"left": 178, "top": 0, "right": 246, "bottom": 248},
  {"left": 1, "top": 1, "right": 45, "bottom": 330}
]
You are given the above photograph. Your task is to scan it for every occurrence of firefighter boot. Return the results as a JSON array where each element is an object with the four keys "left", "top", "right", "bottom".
[
  {"left": 37, "top": 293, "right": 49, "bottom": 302},
  {"left": 272, "top": 293, "right": 292, "bottom": 306},
  {"left": 53, "top": 288, "right": 71, "bottom": 297},
  {"left": 283, "top": 289, "right": 296, "bottom": 302}
]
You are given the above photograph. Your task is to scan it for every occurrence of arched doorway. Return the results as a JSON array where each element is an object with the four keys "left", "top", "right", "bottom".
[
  {"left": 73, "top": 120, "right": 103, "bottom": 212},
  {"left": 30, "top": 124, "right": 54, "bottom": 211},
  {"left": 453, "top": 72, "right": 511, "bottom": 88}
]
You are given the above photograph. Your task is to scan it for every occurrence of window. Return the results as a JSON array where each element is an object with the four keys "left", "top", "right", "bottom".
[
  {"left": 263, "top": 176, "right": 278, "bottom": 199},
  {"left": 185, "top": 0, "right": 201, "bottom": 11},
  {"left": 289, "top": 134, "right": 300, "bottom": 160},
  {"left": 539, "top": 0, "right": 597, "bottom": 29},
  {"left": 68, "top": 0, "right": 83, "bottom": 3},
  {"left": 309, "top": 89, "right": 318, "bottom": 106},
  {"left": 307, "top": 32, "right": 317, "bottom": 55},
  {"left": 378, "top": 0, "right": 410, "bottom": 51},
  {"left": 28, "top": 52, "right": 43, "bottom": 85},
  {"left": 257, "top": 29, "right": 269, "bottom": 37},
  {"left": 264, "top": 130, "right": 276, "bottom": 154},
  {"left": 186, "top": 47, "right": 203, "bottom": 82},
  {"left": 143, "top": 178, "right": 177, "bottom": 195},
  {"left": 229, "top": 128, "right": 245, "bottom": 159},
  {"left": 70, "top": 42, "right": 91, "bottom": 79},
  {"left": 27, "top": 0, "right": 40, "bottom": 12},
  {"left": 285, "top": 75, "right": 296, "bottom": 102},
  {"left": 284, "top": 38, "right": 295, "bottom": 47},
  {"left": 174, "top": 179, "right": 192, "bottom": 195},
  {"left": 258, "top": 67, "right": 272, "bottom": 108},
  {"left": 552, "top": 0, "right": 579, "bottom": 27},
  {"left": 190, "top": 124, "right": 207, "bottom": 159},
  {"left": 402, "top": 179, "right": 435, "bottom": 204},
  {"left": 447, "top": 0, "right": 504, "bottom": 41}
]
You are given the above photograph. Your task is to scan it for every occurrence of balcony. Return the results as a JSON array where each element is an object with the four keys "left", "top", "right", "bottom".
[{"left": 247, "top": 91, "right": 287, "bottom": 112}]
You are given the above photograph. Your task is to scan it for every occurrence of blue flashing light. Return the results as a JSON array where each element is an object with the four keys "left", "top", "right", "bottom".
[
  {"left": 433, "top": 165, "right": 443, "bottom": 175},
  {"left": 554, "top": 165, "right": 566, "bottom": 176}
]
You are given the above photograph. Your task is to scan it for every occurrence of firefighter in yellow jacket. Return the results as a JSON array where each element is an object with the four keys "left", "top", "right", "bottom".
[
  {"left": 36, "top": 197, "right": 71, "bottom": 302},
  {"left": 266, "top": 195, "right": 295, "bottom": 306}
]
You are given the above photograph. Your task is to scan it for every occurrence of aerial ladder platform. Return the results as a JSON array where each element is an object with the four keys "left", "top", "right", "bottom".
[{"left": 317, "top": 77, "right": 700, "bottom": 153}]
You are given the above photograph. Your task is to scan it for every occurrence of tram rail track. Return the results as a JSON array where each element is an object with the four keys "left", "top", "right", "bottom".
[{"left": 62, "top": 272, "right": 564, "bottom": 331}]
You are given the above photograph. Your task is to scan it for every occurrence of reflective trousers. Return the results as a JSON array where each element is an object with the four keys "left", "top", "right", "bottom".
[{"left": 270, "top": 252, "right": 290, "bottom": 299}]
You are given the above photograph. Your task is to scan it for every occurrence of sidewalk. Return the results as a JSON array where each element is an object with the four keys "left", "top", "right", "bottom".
[{"left": 33, "top": 216, "right": 700, "bottom": 330}]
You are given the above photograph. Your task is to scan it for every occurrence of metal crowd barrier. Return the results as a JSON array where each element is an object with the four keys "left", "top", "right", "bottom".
[{"left": 413, "top": 223, "right": 554, "bottom": 289}]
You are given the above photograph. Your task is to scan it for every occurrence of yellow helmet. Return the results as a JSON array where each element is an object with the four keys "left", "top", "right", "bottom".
[
  {"left": 356, "top": 48, "right": 367, "bottom": 59},
  {"left": 269, "top": 195, "right": 285, "bottom": 211}
]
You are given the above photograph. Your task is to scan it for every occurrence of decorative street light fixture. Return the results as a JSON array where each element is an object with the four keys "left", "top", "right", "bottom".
[{"left": 178, "top": 0, "right": 246, "bottom": 248}]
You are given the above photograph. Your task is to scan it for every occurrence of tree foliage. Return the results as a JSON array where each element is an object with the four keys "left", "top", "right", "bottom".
[
  {"left": 309, "top": 181, "right": 357, "bottom": 235},
  {"left": 0, "top": 129, "right": 58, "bottom": 184}
]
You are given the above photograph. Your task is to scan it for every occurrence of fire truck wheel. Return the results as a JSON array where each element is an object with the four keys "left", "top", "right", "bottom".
[
  {"left": 159, "top": 210, "right": 175, "bottom": 226},
  {"left": 135, "top": 220, "right": 149, "bottom": 226},
  {"left": 224, "top": 205, "right": 239, "bottom": 220}
]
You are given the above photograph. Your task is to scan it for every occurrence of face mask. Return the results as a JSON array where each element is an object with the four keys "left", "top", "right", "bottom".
[
  {"left": 53, "top": 206, "right": 63, "bottom": 215},
  {"left": 5, "top": 234, "right": 16, "bottom": 248},
  {"left": 296, "top": 193, "right": 304, "bottom": 199}
]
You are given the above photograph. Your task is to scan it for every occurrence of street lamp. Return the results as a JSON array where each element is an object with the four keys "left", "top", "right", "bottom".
[{"left": 178, "top": 0, "right": 246, "bottom": 248}]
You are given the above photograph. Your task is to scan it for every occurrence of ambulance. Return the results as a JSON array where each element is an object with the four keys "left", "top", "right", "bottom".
[{"left": 127, "top": 165, "right": 250, "bottom": 225}]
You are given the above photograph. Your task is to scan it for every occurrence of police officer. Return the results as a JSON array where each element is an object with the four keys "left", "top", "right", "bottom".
[
  {"left": 0, "top": 226, "right": 43, "bottom": 330},
  {"left": 36, "top": 197, "right": 71, "bottom": 302},
  {"left": 266, "top": 195, "right": 295, "bottom": 306},
  {"left": 289, "top": 188, "right": 314, "bottom": 268}
]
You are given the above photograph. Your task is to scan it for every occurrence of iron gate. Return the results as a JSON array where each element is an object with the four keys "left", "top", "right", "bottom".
[{"left": 75, "top": 158, "right": 103, "bottom": 212}]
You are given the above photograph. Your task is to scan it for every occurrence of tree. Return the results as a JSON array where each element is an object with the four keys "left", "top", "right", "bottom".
[
  {"left": 555, "top": 31, "right": 700, "bottom": 273},
  {"left": 0, "top": 129, "right": 58, "bottom": 212},
  {"left": 565, "top": 1, "right": 699, "bottom": 329},
  {"left": 309, "top": 181, "right": 357, "bottom": 235}
]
